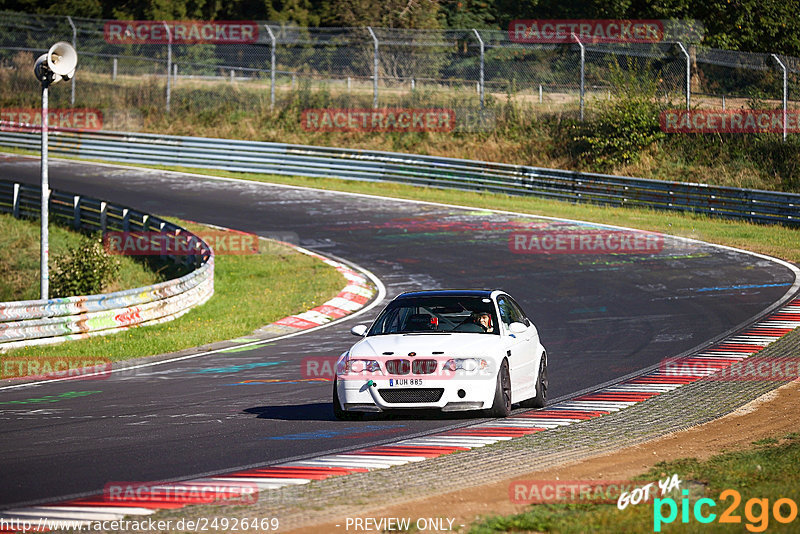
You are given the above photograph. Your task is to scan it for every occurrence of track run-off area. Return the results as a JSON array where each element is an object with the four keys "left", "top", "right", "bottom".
[{"left": 0, "top": 154, "right": 798, "bottom": 513}]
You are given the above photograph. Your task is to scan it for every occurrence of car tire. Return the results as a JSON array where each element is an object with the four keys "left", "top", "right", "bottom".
[
  {"left": 333, "top": 379, "right": 363, "bottom": 421},
  {"left": 487, "top": 359, "right": 512, "bottom": 418},
  {"left": 521, "top": 352, "right": 547, "bottom": 409}
]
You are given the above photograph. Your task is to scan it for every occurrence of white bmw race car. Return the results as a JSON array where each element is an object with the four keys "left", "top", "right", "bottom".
[{"left": 333, "top": 290, "right": 547, "bottom": 419}]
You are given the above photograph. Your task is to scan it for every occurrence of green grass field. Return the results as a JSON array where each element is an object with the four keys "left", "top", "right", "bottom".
[
  {"left": 0, "top": 217, "right": 345, "bottom": 363},
  {"left": 0, "top": 212, "right": 158, "bottom": 302}
]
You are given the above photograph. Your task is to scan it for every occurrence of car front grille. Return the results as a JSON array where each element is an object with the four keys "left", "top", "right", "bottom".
[
  {"left": 386, "top": 359, "right": 410, "bottom": 375},
  {"left": 412, "top": 359, "right": 438, "bottom": 374},
  {"left": 378, "top": 388, "right": 444, "bottom": 404},
  {"left": 385, "top": 358, "right": 439, "bottom": 375}
]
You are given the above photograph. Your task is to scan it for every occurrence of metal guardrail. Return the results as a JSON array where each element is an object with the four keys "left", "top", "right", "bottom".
[
  {"left": 0, "top": 128, "right": 798, "bottom": 225},
  {"left": 0, "top": 179, "right": 214, "bottom": 351}
]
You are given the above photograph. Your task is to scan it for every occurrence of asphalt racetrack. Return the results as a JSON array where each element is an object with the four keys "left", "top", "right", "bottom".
[{"left": 0, "top": 155, "right": 796, "bottom": 508}]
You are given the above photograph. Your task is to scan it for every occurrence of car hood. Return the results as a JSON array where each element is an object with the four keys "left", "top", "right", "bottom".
[{"left": 350, "top": 333, "right": 501, "bottom": 359}]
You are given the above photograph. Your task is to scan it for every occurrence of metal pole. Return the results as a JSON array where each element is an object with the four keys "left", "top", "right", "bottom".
[
  {"left": 67, "top": 16, "right": 76, "bottom": 106},
  {"left": 473, "top": 29, "right": 485, "bottom": 110},
  {"left": 772, "top": 54, "right": 788, "bottom": 143},
  {"left": 367, "top": 27, "right": 378, "bottom": 109},
  {"left": 163, "top": 21, "right": 172, "bottom": 113},
  {"left": 572, "top": 33, "right": 584, "bottom": 121},
  {"left": 113, "top": 57, "right": 117, "bottom": 80},
  {"left": 40, "top": 82, "right": 49, "bottom": 300},
  {"left": 676, "top": 42, "right": 691, "bottom": 110},
  {"left": 265, "top": 25, "right": 276, "bottom": 109}
]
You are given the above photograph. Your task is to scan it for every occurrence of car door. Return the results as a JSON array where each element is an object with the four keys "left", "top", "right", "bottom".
[
  {"left": 496, "top": 295, "right": 532, "bottom": 397},
  {"left": 507, "top": 296, "right": 539, "bottom": 395}
]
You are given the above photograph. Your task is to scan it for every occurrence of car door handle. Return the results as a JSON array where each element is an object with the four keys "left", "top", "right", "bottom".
[{"left": 507, "top": 350, "right": 511, "bottom": 357}]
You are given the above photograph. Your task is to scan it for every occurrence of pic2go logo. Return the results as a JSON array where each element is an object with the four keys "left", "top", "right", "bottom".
[{"left": 653, "top": 489, "right": 798, "bottom": 532}]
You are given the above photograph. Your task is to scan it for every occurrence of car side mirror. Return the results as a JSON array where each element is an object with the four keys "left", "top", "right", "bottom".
[
  {"left": 350, "top": 324, "right": 368, "bottom": 337},
  {"left": 508, "top": 322, "right": 528, "bottom": 334}
]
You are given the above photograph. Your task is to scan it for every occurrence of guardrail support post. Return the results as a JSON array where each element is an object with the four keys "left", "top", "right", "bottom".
[
  {"left": 112, "top": 57, "right": 117, "bottom": 80},
  {"left": 571, "top": 33, "right": 585, "bottom": 121},
  {"left": 676, "top": 42, "right": 691, "bottom": 110},
  {"left": 367, "top": 27, "right": 379, "bottom": 109},
  {"left": 67, "top": 16, "right": 77, "bottom": 107},
  {"left": 100, "top": 201, "right": 107, "bottom": 233},
  {"left": 73, "top": 195, "right": 80, "bottom": 229},
  {"left": 472, "top": 29, "right": 485, "bottom": 110},
  {"left": 122, "top": 208, "right": 130, "bottom": 232},
  {"left": 163, "top": 21, "right": 172, "bottom": 113},
  {"left": 12, "top": 183, "right": 20, "bottom": 218},
  {"left": 772, "top": 54, "right": 788, "bottom": 143},
  {"left": 265, "top": 24, "right": 276, "bottom": 110}
]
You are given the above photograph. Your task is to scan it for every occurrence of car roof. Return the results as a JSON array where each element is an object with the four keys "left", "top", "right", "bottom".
[{"left": 394, "top": 289, "right": 499, "bottom": 300}]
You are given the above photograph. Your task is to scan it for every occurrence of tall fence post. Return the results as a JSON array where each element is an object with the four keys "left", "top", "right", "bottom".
[
  {"left": 163, "top": 21, "right": 172, "bottom": 113},
  {"left": 571, "top": 33, "right": 584, "bottom": 121},
  {"left": 367, "top": 27, "right": 379, "bottom": 109},
  {"left": 265, "top": 24, "right": 276, "bottom": 110},
  {"left": 676, "top": 42, "right": 691, "bottom": 110},
  {"left": 472, "top": 29, "right": 485, "bottom": 110},
  {"left": 67, "top": 16, "right": 76, "bottom": 106},
  {"left": 40, "top": 83, "right": 49, "bottom": 300},
  {"left": 772, "top": 54, "right": 788, "bottom": 143}
]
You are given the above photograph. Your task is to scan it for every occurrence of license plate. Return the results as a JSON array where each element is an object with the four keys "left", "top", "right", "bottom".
[{"left": 389, "top": 378, "right": 423, "bottom": 386}]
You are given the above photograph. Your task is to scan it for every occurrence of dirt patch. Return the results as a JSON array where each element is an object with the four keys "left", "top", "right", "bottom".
[{"left": 287, "top": 379, "right": 800, "bottom": 533}]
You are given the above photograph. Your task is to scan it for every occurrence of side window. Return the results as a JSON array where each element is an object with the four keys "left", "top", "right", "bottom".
[
  {"left": 508, "top": 297, "right": 529, "bottom": 325},
  {"left": 497, "top": 297, "right": 513, "bottom": 327}
]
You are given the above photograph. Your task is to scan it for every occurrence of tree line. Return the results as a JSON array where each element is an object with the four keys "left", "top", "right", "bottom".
[{"left": 2, "top": 0, "right": 798, "bottom": 56}]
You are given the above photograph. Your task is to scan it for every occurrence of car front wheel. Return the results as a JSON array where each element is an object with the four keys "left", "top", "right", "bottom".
[
  {"left": 521, "top": 352, "right": 547, "bottom": 409},
  {"left": 487, "top": 359, "right": 512, "bottom": 417}
]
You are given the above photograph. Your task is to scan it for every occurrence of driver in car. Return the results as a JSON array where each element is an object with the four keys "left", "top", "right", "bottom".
[{"left": 472, "top": 311, "right": 494, "bottom": 333}]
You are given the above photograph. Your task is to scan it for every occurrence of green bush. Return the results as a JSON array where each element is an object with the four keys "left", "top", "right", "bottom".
[
  {"left": 568, "top": 63, "right": 666, "bottom": 171},
  {"left": 50, "top": 236, "right": 120, "bottom": 298}
]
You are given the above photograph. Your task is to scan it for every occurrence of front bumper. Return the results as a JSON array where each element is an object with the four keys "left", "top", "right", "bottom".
[{"left": 336, "top": 376, "right": 497, "bottom": 412}]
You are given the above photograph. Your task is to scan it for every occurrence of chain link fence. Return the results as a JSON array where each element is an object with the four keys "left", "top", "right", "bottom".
[{"left": 0, "top": 11, "right": 797, "bottom": 135}]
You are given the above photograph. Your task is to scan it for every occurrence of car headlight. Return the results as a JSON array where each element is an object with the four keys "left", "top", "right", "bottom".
[
  {"left": 443, "top": 358, "right": 489, "bottom": 372},
  {"left": 346, "top": 359, "right": 382, "bottom": 374}
]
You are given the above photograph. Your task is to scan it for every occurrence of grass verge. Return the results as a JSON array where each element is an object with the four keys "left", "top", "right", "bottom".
[
  {"left": 470, "top": 432, "right": 800, "bottom": 533},
  {"left": 0, "top": 219, "right": 345, "bottom": 362},
  {"left": 0, "top": 212, "right": 158, "bottom": 301}
]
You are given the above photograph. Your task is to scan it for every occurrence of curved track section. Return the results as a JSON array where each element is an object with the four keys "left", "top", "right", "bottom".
[{"left": 0, "top": 155, "right": 796, "bottom": 508}]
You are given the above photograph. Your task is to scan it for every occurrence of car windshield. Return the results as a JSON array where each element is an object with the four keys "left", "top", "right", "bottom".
[{"left": 367, "top": 296, "right": 499, "bottom": 336}]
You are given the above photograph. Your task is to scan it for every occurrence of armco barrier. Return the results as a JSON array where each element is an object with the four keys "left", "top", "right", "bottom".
[
  {"left": 0, "top": 180, "right": 214, "bottom": 351},
  {"left": 0, "top": 128, "right": 799, "bottom": 225}
]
